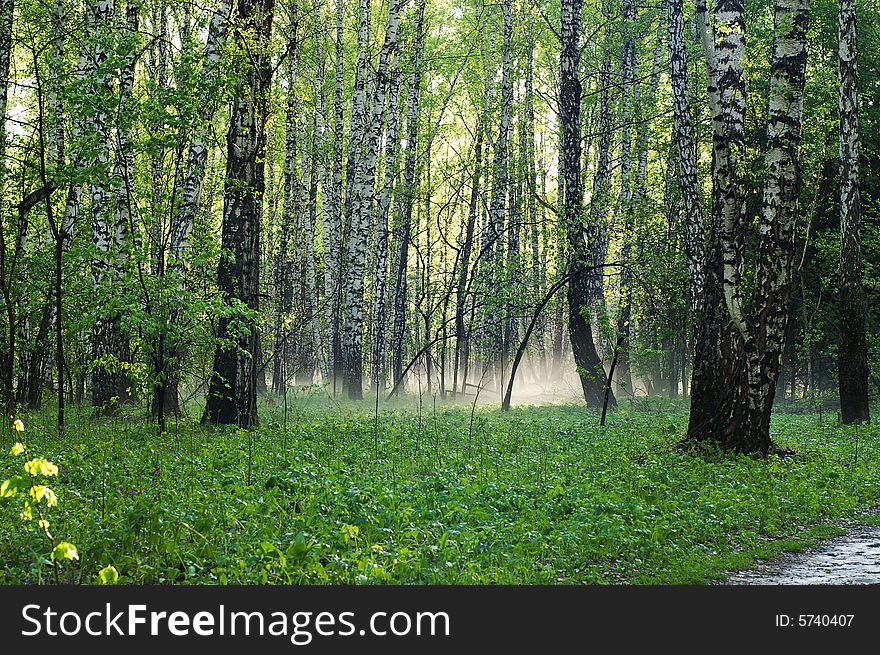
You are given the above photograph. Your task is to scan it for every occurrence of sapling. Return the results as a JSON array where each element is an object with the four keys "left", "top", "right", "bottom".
[{"left": 1, "top": 418, "right": 77, "bottom": 583}]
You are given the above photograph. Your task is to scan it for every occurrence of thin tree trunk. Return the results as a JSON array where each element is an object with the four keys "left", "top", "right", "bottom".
[
  {"left": 837, "top": 0, "right": 870, "bottom": 424},
  {"left": 273, "top": 5, "right": 299, "bottom": 395},
  {"left": 325, "top": 0, "right": 345, "bottom": 391},
  {"left": 391, "top": 0, "right": 426, "bottom": 396},
  {"left": 372, "top": 68, "right": 402, "bottom": 394},
  {"left": 454, "top": 120, "right": 483, "bottom": 396},
  {"left": 484, "top": 0, "right": 513, "bottom": 392}
]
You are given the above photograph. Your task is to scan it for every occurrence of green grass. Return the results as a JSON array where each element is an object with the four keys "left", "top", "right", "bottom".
[{"left": 2, "top": 397, "right": 879, "bottom": 585}]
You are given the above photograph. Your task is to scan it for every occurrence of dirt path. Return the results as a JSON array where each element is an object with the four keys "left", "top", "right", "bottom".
[{"left": 726, "top": 523, "right": 880, "bottom": 584}]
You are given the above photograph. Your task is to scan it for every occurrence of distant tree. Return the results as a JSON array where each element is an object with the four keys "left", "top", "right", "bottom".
[{"left": 837, "top": 0, "right": 870, "bottom": 424}]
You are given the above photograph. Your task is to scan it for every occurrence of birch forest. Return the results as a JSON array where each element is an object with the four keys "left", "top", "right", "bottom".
[{"left": 1, "top": 0, "right": 879, "bottom": 586}]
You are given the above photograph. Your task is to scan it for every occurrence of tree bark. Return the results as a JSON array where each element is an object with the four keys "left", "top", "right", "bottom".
[
  {"left": 837, "top": 0, "right": 870, "bottom": 424},
  {"left": 202, "top": 0, "right": 275, "bottom": 427},
  {"left": 561, "top": 0, "right": 609, "bottom": 409},
  {"left": 156, "top": 0, "right": 233, "bottom": 418},
  {"left": 89, "top": 0, "right": 131, "bottom": 414},
  {"left": 687, "top": 0, "right": 810, "bottom": 453},
  {"left": 272, "top": 4, "right": 299, "bottom": 395},
  {"left": 341, "top": 0, "right": 406, "bottom": 400},
  {"left": 391, "top": 0, "right": 426, "bottom": 396},
  {"left": 667, "top": 0, "right": 707, "bottom": 316},
  {"left": 372, "top": 68, "right": 403, "bottom": 394},
  {"left": 325, "top": 0, "right": 345, "bottom": 392}
]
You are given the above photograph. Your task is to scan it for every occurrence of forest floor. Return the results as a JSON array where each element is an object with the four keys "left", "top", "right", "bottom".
[{"left": 2, "top": 397, "right": 879, "bottom": 585}]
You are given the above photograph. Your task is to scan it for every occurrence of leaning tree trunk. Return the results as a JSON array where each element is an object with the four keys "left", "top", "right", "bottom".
[
  {"left": 561, "top": 0, "right": 608, "bottom": 409},
  {"left": 202, "top": 0, "right": 274, "bottom": 427},
  {"left": 837, "top": 0, "right": 870, "bottom": 424}
]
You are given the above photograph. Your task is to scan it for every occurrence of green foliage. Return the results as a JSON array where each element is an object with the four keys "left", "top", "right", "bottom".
[
  {"left": 97, "top": 564, "right": 119, "bottom": 584},
  {"left": 1, "top": 420, "right": 78, "bottom": 584},
  {"left": 2, "top": 403, "right": 879, "bottom": 585}
]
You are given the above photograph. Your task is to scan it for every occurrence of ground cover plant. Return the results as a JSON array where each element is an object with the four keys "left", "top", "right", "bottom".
[{"left": 3, "top": 399, "right": 878, "bottom": 585}]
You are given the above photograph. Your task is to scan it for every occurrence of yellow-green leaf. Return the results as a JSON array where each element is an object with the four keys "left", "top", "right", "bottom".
[
  {"left": 51, "top": 542, "right": 79, "bottom": 562},
  {"left": 29, "top": 485, "right": 57, "bottom": 507},
  {"left": 24, "top": 458, "right": 59, "bottom": 477},
  {"left": 98, "top": 565, "right": 119, "bottom": 584}
]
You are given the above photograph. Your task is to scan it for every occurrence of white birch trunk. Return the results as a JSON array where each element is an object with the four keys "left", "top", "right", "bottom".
[{"left": 341, "top": 0, "right": 406, "bottom": 399}]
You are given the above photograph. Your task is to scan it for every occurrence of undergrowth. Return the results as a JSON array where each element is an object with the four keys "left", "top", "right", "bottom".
[{"left": 1, "top": 398, "right": 878, "bottom": 585}]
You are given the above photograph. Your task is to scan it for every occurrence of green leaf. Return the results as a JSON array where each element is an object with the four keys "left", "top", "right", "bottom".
[
  {"left": 98, "top": 565, "right": 119, "bottom": 584},
  {"left": 51, "top": 542, "right": 79, "bottom": 562},
  {"left": 1, "top": 478, "right": 21, "bottom": 499},
  {"left": 24, "top": 458, "right": 59, "bottom": 477}
]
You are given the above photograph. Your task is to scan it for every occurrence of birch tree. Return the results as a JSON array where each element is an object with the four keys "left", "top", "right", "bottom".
[
  {"left": 89, "top": 0, "right": 129, "bottom": 413},
  {"left": 341, "top": 0, "right": 406, "bottom": 400},
  {"left": 156, "top": 0, "right": 233, "bottom": 417},
  {"left": 203, "top": 0, "right": 275, "bottom": 427},
  {"left": 688, "top": 0, "right": 810, "bottom": 453},
  {"left": 485, "top": 0, "right": 512, "bottom": 391},
  {"left": 325, "top": 0, "right": 345, "bottom": 390},
  {"left": 0, "top": 0, "right": 13, "bottom": 414},
  {"left": 561, "top": 0, "right": 609, "bottom": 409},
  {"left": 372, "top": 67, "right": 403, "bottom": 394},
  {"left": 667, "top": 0, "right": 707, "bottom": 316},
  {"left": 837, "top": 0, "right": 870, "bottom": 424},
  {"left": 390, "top": 0, "right": 426, "bottom": 395}
]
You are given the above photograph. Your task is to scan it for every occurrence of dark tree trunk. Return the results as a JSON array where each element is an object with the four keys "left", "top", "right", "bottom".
[
  {"left": 688, "top": 0, "right": 810, "bottom": 453},
  {"left": 159, "top": 0, "right": 232, "bottom": 419},
  {"left": 203, "top": 0, "right": 275, "bottom": 427},
  {"left": 561, "top": 0, "right": 608, "bottom": 409},
  {"left": 837, "top": 0, "right": 870, "bottom": 424}
]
